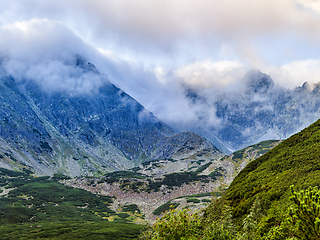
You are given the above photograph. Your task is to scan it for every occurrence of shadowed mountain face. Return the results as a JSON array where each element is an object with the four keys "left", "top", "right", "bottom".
[
  {"left": 0, "top": 58, "right": 221, "bottom": 176},
  {"left": 182, "top": 70, "right": 320, "bottom": 153}
]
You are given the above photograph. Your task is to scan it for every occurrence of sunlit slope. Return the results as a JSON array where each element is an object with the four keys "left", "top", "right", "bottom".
[{"left": 223, "top": 118, "right": 320, "bottom": 224}]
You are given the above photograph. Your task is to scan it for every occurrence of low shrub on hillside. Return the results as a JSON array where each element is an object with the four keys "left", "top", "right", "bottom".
[
  {"left": 142, "top": 186, "right": 320, "bottom": 239},
  {"left": 186, "top": 198, "right": 200, "bottom": 203},
  {"left": 152, "top": 201, "right": 180, "bottom": 216},
  {"left": 143, "top": 200, "right": 237, "bottom": 240}
]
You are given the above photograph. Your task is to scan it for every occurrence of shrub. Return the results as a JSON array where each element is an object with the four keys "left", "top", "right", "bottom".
[
  {"left": 143, "top": 199, "right": 238, "bottom": 240},
  {"left": 140, "top": 206, "right": 202, "bottom": 240},
  {"left": 187, "top": 198, "right": 201, "bottom": 203},
  {"left": 288, "top": 185, "right": 320, "bottom": 240},
  {"left": 152, "top": 201, "right": 179, "bottom": 215}
]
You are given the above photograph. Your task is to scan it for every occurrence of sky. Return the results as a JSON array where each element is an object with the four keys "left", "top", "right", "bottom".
[{"left": 1, "top": 0, "right": 320, "bottom": 126}]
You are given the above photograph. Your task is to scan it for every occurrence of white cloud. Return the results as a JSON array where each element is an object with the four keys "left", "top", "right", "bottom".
[
  {"left": 1, "top": 0, "right": 320, "bottom": 67},
  {"left": 0, "top": 19, "right": 109, "bottom": 94},
  {"left": 266, "top": 59, "right": 320, "bottom": 89},
  {"left": 1, "top": 1, "right": 320, "bottom": 134},
  {"left": 175, "top": 60, "right": 247, "bottom": 90},
  {"left": 297, "top": 0, "right": 320, "bottom": 14},
  {"left": 0, "top": 19, "right": 86, "bottom": 63}
]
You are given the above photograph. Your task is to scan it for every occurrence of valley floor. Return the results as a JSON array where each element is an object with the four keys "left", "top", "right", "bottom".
[{"left": 63, "top": 177, "right": 229, "bottom": 223}]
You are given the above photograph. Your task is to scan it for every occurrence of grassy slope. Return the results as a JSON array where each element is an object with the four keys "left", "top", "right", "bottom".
[
  {"left": 0, "top": 168, "right": 145, "bottom": 239},
  {"left": 223, "top": 119, "right": 320, "bottom": 225},
  {"left": 0, "top": 221, "right": 145, "bottom": 240}
]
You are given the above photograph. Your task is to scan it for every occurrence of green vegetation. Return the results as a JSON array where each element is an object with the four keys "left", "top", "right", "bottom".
[
  {"left": 98, "top": 170, "right": 147, "bottom": 184},
  {"left": 232, "top": 148, "right": 246, "bottom": 160},
  {"left": 186, "top": 198, "right": 201, "bottom": 203},
  {"left": 146, "top": 168, "right": 224, "bottom": 192},
  {"left": 0, "top": 221, "right": 145, "bottom": 240},
  {"left": 0, "top": 168, "right": 145, "bottom": 239},
  {"left": 141, "top": 207, "right": 204, "bottom": 240},
  {"left": 161, "top": 172, "right": 210, "bottom": 187},
  {"left": 102, "top": 166, "right": 225, "bottom": 193},
  {"left": 143, "top": 120, "right": 320, "bottom": 239},
  {"left": 152, "top": 193, "right": 214, "bottom": 216},
  {"left": 152, "top": 201, "right": 180, "bottom": 215},
  {"left": 142, "top": 201, "right": 237, "bottom": 240},
  {"left": 144, "top": 186, "right": 320, "bottom": 239},
  {"left": 232, "top": 140, "right": 280, "bottom": 161},
  {"left": 253, "top": 140, "right": 280, "bottom": 149},
  {"left": 176, "top": 192, "right": 216, "bottom": 199},
  {"left": 208, "top": 166, "right": 224, "bottom": 178},
  {"left": 0, "top": 171, "right": 115, "bottom": 224},
  {"left": 287, "top": 185, "right": 320, "bottom": 239},
  {"left": 122, "top": 204, "right": 141, "bottom": 214},
  {"left": 223, "top": 119, "right": 320, "bottom": 231},
  {"left": 193, "top": 162, "right": 212, "bottom": 174}
]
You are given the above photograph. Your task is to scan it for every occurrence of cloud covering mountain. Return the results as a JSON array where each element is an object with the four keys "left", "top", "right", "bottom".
[{"left": 1, "top": 1, "right": 320, "bottom": 155}]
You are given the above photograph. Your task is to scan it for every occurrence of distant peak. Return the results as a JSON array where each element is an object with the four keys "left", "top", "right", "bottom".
[
  {"left": 298, "top": 82, "right": 320, "bottom": 92},
  {"left": 75, "top": 55, "right": 99, "bottom": 74},
  {"left": 244, "top": 70, "right": 274, "bottom": 94}
]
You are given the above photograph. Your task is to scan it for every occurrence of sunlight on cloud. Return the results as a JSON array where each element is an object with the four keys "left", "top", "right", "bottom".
[
  {"left": 0, "top": 18, "right": 84, "bottom": 63},
  {"left": 175, "top": 60, "right": 246, "bottom": 90},
  {"left": 266, "top": 59, "right": 320, "bottom": 89},
  {"left": 153, "top": 67, "right": 168, "bottom": 84},
  {"left": 0, "top": 19, "right": 108, "bottom": 95},
  {"left": 297, "top": 0, "right": 320, "bottom": 14},
  {"left": 1, "top": 0, "right": 320, "bottom": 70}
]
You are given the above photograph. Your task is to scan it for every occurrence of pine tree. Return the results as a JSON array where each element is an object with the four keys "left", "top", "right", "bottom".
[{"left": 288, "top": 185, "right": 320, "bottom": 240}]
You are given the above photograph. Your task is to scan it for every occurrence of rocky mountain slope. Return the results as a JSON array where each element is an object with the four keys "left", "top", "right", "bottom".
[
  {"left": 181, "top": 70, "right": 320, "bottom": 153},
  {"left": 63, "top": 140, "right": 279, "bottom": 222},
  {"left": 0, "top": 57, "right": 220, "bottom": 176}
]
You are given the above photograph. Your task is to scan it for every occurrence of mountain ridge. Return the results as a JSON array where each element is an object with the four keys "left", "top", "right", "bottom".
[
  {"left": 0, "top": 58, "right": 221, "bottom": 176},
  {"left": 179, "top": 70, "right": 320, "bottom": 153}
]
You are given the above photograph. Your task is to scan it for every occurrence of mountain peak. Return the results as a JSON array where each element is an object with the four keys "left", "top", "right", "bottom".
[
  {"left": 75, "top": 55, "right": 99, "bottom": 74},
  {"left": 244, "top": 70, "right": 274, "bottom": 94}
]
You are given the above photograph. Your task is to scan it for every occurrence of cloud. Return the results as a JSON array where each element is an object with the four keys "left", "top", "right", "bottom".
[
  {"left": 174, "top": 60, "right": 247, "bottom": 91},
  {"left": 0, "top": 19, "right": 109, "bottom": 94},
  {"left": 0, "top": 19, "right": 85, "bottom": 63},
  {"left": 0, "top": 18, "right": 198, "bottom": 125},
  {"left": 297, "top": 0, "right": 320, "bottom": 14},
  {"left": 1, "top": 1, "right": 320, "bottom": 138},
  {"left": 265, "top": 59, "right": 320, "bottom": 89},
  {"left": 1, "top": 0, "right": 320, "bottom": 67}
]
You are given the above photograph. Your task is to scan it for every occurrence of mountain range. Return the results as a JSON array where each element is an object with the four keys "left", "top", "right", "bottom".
[
  {"left": 1, "top": 55, "right": 320, "bottom": 178},
  {"left": 0, "top": 57, "right": 220, "bottom": 176},
  {"left": 180, "top": 70, "right": 320, "bottom": 153}
]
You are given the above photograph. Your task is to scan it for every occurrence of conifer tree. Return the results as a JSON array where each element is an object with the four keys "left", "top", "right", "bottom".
[{"left": 288, "top": 185, "right": 320, "bottom": 240}]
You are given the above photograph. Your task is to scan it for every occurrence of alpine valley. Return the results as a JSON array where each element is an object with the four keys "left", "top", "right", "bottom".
[{"left": 1, "top": 56, "right": 320, "bottom": 239}]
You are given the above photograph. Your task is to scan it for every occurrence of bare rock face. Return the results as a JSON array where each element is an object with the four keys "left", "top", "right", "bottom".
[
  {"left": 0, "top": 57, "right": 221, "bottom": 176},
  {"left": 244, "top": 70, "right": 274, "bottom": 94},
  {"left": 181, "top": 70, "right": 320, "bottom": 153}
]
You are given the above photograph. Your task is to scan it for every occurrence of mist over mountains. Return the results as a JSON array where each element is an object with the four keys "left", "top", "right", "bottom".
[
  {"left": 1, "top": 18, "right": 320, "bottom": 156},
  {"left": 174, "top": 70, "right": 320, "bottom": 153},
  {"left": 0, "top": 49, "right": 320, "bottom": 177},
  {"left": 0, "top": 56, "right": 222, "bottom": 176}
]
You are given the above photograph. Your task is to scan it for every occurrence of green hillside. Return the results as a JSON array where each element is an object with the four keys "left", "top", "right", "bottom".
[
  {"left": 143, "top": 120, "right": 320, "bottom": 239},
  {"left": 0, "top": 168, "right": 145, "bottom": 239},
  {"left": 222, "top": 119, "right": 320, "bottom": 227}
]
